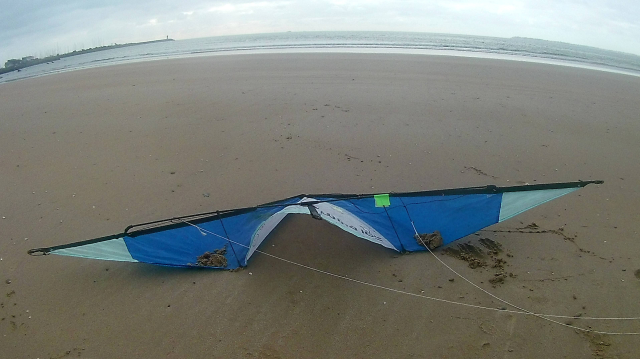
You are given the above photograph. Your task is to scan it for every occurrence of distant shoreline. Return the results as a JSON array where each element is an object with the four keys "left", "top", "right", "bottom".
[
  {"left": 0, "top": 38, "right": 174, "bottom": 75},
  {"left": 2, "top": 32, "right": 639, "bottom": 84}
]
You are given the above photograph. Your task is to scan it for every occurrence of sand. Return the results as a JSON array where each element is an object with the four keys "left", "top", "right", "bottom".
[{"left": 1, "top": 53, "right": 639, "bottom": 358}]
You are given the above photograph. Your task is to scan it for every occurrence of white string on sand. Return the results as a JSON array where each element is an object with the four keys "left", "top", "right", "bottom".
[
  {"left": 178, "top": 219, "right": 639, "bottom": 335},
  {"left": 408, "top": 221, "right": 640, "bottom": 335}
]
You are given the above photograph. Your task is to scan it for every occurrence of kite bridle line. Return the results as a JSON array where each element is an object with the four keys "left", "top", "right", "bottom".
[
  {"left": 399, "top": 197, "right": 640, "bottom": 335},
  {"left": 406, "top": 219, "right": 625, "bottom": 335},
  {"left": 30, "top": 179, "right": 635, "bottom": 333},
  {"left": 177, "top": 217, "right": 639, "bottom": 335}
]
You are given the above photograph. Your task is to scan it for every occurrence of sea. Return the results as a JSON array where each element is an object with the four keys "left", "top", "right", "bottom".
[{"left": 2, "top": 31, "right": 640, "bottom": 84}]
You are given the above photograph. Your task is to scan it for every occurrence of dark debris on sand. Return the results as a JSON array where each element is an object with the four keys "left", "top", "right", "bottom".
[
  {"left": 444, "top": 242, "right": 487, "bottom": 269},
  {"left": 478, "top": 238, "right": 502, "bottom": 255},
  {"left": 415, "top": 231, "right": 444, "bottom": 250},
  {"left": 444, "top": 239, "right": 515, "bottom": 286},
  {"left": 579, "top": 331, "right": 612, "bottom": 358},
  {"left": 194, "top": 247, "right": 228, "bottom": 268}
]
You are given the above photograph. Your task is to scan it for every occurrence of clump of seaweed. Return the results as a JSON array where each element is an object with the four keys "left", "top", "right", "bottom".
[
  {"left": 196, "top": 247, "right": 228, "bottom": 268},
  {"left": 415, "top": 231, "right": 444, "bottom": 250}
]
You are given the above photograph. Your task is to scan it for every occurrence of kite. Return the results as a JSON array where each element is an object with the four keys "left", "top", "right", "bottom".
[{"left": 28, "top": 180, "right": 601, "bottom": 269}]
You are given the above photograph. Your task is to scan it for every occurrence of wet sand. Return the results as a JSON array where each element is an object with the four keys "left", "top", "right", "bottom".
[{"left": 1, "top": 53, "right": 639, "bottom": 358}]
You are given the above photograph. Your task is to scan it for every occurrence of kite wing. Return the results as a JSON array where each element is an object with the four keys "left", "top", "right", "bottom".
[{"left": 28, "top": 180, "right": 601, "bottom": 269}]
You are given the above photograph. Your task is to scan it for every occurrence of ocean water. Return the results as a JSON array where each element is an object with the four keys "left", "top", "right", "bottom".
[{"left": 2, "top": 31, "right": 639, "bottom": 84}]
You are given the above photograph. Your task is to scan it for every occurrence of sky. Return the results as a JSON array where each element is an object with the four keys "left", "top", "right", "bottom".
[{"left": 1, "top": 0, "right": 639, "bottom": 64}]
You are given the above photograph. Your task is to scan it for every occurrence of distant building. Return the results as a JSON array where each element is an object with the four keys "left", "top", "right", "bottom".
[
  {"left": 5, "top": 59, "right": 22, "bottom": 68},
  {"left": 4, "top": 56, "right": 38, "bottom": 69}
]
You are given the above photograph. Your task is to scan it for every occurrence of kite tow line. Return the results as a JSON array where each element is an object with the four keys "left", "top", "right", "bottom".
[
  {"left": 407, "top": 219, "right": 639, "bottom": 335},
  {"left": 178, "top": 218, "right": 639, "bottom": 335}
]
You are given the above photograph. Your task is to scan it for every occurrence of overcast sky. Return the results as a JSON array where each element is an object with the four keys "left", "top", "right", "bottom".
[{"left": 1, "top": 0, "right": 639, "bottom": 64}]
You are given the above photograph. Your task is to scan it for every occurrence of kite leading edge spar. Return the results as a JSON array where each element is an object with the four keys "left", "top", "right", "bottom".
[{"left": 28, "top": 180, "right": 602, "bottom": 269}]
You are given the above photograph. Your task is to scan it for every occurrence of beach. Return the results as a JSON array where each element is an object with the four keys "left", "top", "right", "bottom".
[{"left": 1, "top": 53, "right": 639, "bottom": 358}]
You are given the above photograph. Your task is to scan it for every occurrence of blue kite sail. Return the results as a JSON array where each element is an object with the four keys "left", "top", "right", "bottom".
[{"left": 28, "top": 181, "right": 601, "bottom": 269}]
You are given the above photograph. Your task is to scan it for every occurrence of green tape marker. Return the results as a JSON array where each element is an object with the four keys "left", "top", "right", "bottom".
[{"left": 374, "top": 194, "right": 390, "bottom": 207}]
